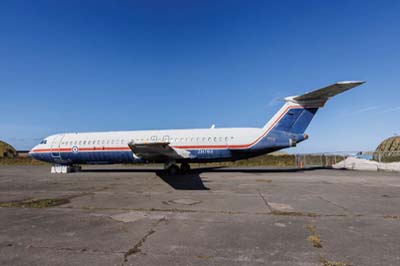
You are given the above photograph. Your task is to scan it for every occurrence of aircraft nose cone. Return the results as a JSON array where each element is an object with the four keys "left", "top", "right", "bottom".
[{"left": 29, "top": 146, "right": 38, "bottom": 159}]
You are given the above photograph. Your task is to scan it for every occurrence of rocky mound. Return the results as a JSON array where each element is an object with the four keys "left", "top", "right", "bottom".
[
  {"left": 0, "top": 141, "right": 17, "bottom": 158},
  {"left": 374, "top": 136, "right": 400, "bottom": 162}
]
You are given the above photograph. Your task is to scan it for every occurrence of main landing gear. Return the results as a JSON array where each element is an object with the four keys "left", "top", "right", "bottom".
[
  {"left": 180, "top": 162, "right": 191, "bottom": 173},
  {"left": 164, "top": 162, "right": 191, "bottom": 175}
]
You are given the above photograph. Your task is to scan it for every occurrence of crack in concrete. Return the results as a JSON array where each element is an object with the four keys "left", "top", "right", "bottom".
[
  {"left": 58, "top": 205, "right": 400, "bottom": 220},
  {"left": 1, "top": 242, "right": 123, "bottom": 255},
  {"left": 257, "top": 190, "right": 273, "bottom": 212},
  {"left": 317, "top": 196, "right": 353, "bottom": 214},
  {"left": 121, "top": 217, "right": 166, "bottom": 266}
]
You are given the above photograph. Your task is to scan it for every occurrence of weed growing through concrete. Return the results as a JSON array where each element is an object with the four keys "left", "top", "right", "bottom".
[
  {"left": 272, "top": 210, "right": 320, "bottom": 217},
  {"left": 305, "top": 224, "right": 322, "bottom": 248},
  {"left": 320, "top": 257, "right": 352, "bottom": 266},
  {"left": 255, "top": 179, "right": 272, "bottom": 183},
  {"left": 383, "top": 215, "right": 400, "bottom": 219},
  {"left": 0, "top": 198, "right": 69, "bottom": 208}
]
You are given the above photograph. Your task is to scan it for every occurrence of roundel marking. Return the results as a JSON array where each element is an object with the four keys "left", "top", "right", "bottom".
[{"left": 72, "top": 146, "right": 79, "bottom": 153}]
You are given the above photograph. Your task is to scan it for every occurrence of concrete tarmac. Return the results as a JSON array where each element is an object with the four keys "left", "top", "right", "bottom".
[{"left": 0, "top": 165, "right": 399, "bottom": 266}]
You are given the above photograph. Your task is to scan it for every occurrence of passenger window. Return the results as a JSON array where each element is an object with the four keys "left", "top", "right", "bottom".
[
  {"left": 83, "top": 141, "right": 87, "bottom": 145},
  {"left": 202, "top": 137, "right": 206, "bottom": 142},
  {"left": 88, "top": 141, "right": 91, "bottom": 145},
  {"left": 225, "top": 137, "right": 228, "bottom": 141},
  {"left": 208, "top": 137, "right": 211, "bottom": 142},
  {"left": 214, "top": 137, "right": 217, "bottom": 142},
  {"left": 79, "top": 141, "right": 82, "bottom": 145}
]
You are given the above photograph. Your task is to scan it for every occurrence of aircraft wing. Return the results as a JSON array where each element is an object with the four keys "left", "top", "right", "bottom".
[{"left": 128, "top": 142, "right": 190, "bottom": 161}]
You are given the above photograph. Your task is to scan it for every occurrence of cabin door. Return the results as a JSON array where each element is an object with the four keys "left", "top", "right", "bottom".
[{"left": 50, "top": 134, "right": 65, "bottom": 160}]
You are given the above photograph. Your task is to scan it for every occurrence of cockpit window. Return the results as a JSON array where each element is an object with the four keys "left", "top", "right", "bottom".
[{"left": 40, "top": 140, "right": 47, "bottom": 144}]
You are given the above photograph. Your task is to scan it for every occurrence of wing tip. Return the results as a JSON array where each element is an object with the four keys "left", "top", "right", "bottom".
[{"left": 336, "top": 80, "right": 366, "bottom": 85}]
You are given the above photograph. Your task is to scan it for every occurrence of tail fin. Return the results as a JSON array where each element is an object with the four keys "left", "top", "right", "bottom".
[{"left": 262, "top": 81, "right": 365, "bottom": 134}]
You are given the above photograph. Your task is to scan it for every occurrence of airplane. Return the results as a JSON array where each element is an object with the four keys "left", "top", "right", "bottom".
[{"left": 29, "top": 81, "right": 365, "bottom": 174}]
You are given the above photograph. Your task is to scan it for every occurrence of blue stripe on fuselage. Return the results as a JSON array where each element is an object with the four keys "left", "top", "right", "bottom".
[{"left": 31, "top": 149, "right": 235, "bottom": 164}]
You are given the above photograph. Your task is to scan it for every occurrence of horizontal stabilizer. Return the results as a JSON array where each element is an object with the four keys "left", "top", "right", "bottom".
[{"left": 287, "top": 81, "right": 365, "bottom": 106}]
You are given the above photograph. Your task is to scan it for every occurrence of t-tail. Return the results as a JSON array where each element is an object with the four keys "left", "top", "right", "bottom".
[{"left": 259, "top": 81, "right": 365, "bottom": 148}]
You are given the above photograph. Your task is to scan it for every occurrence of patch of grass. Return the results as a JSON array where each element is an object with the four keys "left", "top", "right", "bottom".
[
  {"left": 320, "top": 257, "right": 352, "bottom": 266},
  {"left": 255, "top": 179, "right": 272, "bottom": 183},
  {"left": 305, "top": 224, "right": 317, "bottom": 234},
  {"left": 0, "top": 198, "right": 69, "bottom": 208},
  {"left": 305, "top": 224, "right": 322, "bottom": 248},
  {"left": 307, "top": 235, "right": 322, "bottom": 248},
  {"left": 272, "top": 210, "right": 320, "bottom": 217},
  {"left": 383, "top": 215, "right": 400, "bottom": 219},
  {"left": 0, "top": 157, "right": 48, "bottom": 165}
]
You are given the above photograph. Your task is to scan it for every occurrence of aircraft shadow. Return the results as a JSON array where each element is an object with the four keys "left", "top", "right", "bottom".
[
  {"left": 81, "top": 166, "right": 329, "bottom": 190},
  {"left": 81, "top": 168, "right": 160, "bottom": 173},
  {"left": 207, "top": 166, "right": 330, "bottom": 173},
  {"left": 81, "top": 167, "right": 221, "bottom": 190},
  {"left": 156, "top": 169, "right": 211, "bottom": 190}
]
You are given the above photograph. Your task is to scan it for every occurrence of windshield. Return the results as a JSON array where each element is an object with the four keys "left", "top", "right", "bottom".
[{"left": 40, "top": 139, "right": 47, "bottom": 144}]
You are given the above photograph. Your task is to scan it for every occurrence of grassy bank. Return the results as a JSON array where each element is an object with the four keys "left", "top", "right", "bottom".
[
  {"left": 0, "top": 157, "right": 48, "bottom": 165},
  {"left": 0, "top": 154, "right": 343, "bottom": 167}
]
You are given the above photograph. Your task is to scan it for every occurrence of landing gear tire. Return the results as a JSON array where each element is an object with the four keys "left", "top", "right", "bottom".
[
  {"left": 167, "top": 164, "right": 180, "bottom": 175},
  {"left": 180, "top": 163, "right": 191, "bottom": 173}
]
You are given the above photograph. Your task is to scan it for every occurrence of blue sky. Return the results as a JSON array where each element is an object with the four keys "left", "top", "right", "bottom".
[{"left": 1, "top": 0, "right": 399, "bottom": 152}]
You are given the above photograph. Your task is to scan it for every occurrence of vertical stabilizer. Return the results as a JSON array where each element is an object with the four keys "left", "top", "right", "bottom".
[{"left": 262, "top": 81, "right": 365, "bottom": 135}]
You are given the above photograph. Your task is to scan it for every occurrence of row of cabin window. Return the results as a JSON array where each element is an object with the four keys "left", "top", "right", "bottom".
[
  {"left": 60, "top": 136, "right": 235, "bottom": 147},
  {"left": 61, "top": 139, "right": 127, "bottom": 147}
]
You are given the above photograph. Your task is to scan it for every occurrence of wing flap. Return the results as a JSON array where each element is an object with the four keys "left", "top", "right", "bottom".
[{"left": 128, "top": 142, "right": 190, "bottom": 161}]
